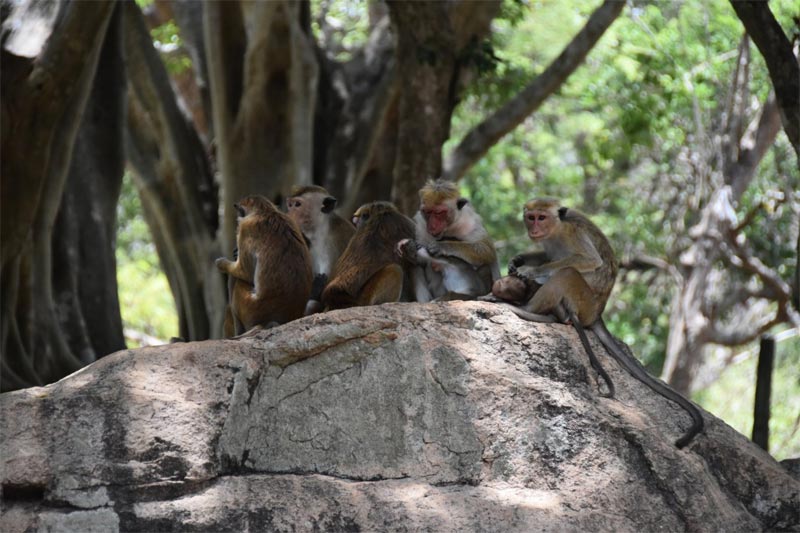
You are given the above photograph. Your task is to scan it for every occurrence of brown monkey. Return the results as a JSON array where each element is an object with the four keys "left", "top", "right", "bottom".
[
  {"left": 286, "top": 185, "right": 355, "bottom": 314},
  {"left": 322, "top": 201, "right": 416, "bottom": 309},
  {"left": 396, "top": 179, "right": 500, "bottom": 302},
  {"left": 215, "top": 195, "right": 313, "bottom": 334},
  {"left": 490, "top": 198, "right": 703, "bottom": 449}
]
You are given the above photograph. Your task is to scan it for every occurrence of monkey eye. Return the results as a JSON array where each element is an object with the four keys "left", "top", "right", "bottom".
[{"left": 537, "top": 215, "right": 547, "bottom": 221}]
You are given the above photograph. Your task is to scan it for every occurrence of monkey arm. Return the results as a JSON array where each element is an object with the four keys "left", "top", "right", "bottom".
[
  {"left": 510, "top": 251, "right": 548, "bottom": 268},
  {"left": 425, "top": 238, "right": 497, "bottom": 267},
  {"left": 215, "top": 257, "right": 254, "bottom": 284},
  {"left": 515, "top": 249, "right": 603, "bottom": 284}
]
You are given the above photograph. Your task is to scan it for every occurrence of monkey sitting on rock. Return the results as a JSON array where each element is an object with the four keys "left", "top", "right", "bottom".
[
  {"left": 322, "top": 201, "right": 416, "bottom": 310},
  {"left": 484, "top": 197, "right": 704, "bottom": 449},
  {"left": 286, "top": 185, "right": 355, "bottom": 315},
  {"left": 397, "top": 179, "right": 500, "bottom": 302},
  {"left": 216, "top": 195, "right": 312, "bottom": 335}
]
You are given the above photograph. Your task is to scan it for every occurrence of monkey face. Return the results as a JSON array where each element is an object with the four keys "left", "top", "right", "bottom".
[
  {"left": 286, "top": 194, "right": 314, "bottom": 231},
  {"left": 422, "top": 203, "right": 453, "bottom": 238},
  {"left": 524, "top": 208, "right": 555, "bottom": 240}
]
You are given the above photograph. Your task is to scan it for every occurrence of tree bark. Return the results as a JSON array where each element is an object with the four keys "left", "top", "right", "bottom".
[
  {"left": 442, "top": 0, "right": 625, "bottom": 182},
  {"left": 729, "top": 0, "right": 800, "bottom": 159},
  {"left": 313, "top": 13, "right": 399, "bottom": 214},
  {"left": 123, "top": 1, "right": 224, "bottom": 341},
  {"left": 387, "top": 1, "right": 500, "bottom": 214},
  {"left": 1, "top": 0, "right": 117, "bottom": 391},
  {"left": 53, "top": 2, "right": 127, "bottom": 363}
]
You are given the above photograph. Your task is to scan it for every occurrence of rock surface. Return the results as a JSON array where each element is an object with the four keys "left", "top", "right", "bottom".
[{"left": 1, "top": 302, "right": 798, "bottom": 532}]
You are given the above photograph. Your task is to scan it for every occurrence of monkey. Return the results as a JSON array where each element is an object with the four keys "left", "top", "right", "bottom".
[
  {"left": 396, "top": 179, "right": 500, "bottom": 302},
  {"left": 487, "top": 198, "right": 704, "bottom": 449},
  {"left": 286, "top": 185, "right": 355, "bottom": 314},
  {"left": 322, "top": 201, "right": 416, "bottom": 309},
  {"left": 215, "top": 195, "right": 313, "bottom": 334}
]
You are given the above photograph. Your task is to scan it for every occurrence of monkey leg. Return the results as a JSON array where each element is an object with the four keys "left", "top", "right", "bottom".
[
  {"left": 230, "top": 278, "right": 256, "bottom": 334},
  {"left": 525, "top": 268, "right": 599, "bottom": 326},
  {"left": 358, "top": 264, "right": 404, "bottom": 306}
]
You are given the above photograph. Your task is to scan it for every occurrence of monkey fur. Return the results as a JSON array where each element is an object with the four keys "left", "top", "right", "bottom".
[
  {"left": 322, "top": 201, "right": 416, "bottom": 310},
  {"left": 215, "top": 195, "right": 313, "bottom": 334}
]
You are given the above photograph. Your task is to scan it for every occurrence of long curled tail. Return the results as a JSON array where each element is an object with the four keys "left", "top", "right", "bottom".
[
  {"left": 591, "top": 319, "right": 704, "bottom": 448},
  {"left": 567, "top": 310, "right": 615, "bottom": 398}
]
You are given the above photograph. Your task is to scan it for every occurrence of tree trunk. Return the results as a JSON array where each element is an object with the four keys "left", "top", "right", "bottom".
[
  {"left": 53, "top": 3, "right": 127, "bottom": 363},
  {"left": 388, "top": 0, "right": 500, "bottom": 214},
  {"left": 204, "top": 0, "right": 319, "bottom": 253},
  {"left": 123, "top": 1, "right": 224, "bottom": 341},
  {"left": 1, "top": 0, "right": 117, "bottom": 391}
]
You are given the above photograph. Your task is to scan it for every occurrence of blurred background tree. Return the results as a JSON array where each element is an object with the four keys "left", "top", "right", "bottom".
[{"left": 1, "top": 0, "right": 797, "bottom": 458}]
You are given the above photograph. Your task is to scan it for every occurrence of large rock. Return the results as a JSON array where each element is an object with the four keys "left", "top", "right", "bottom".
[{"left": 1, "top": 302, "right": 798, "bottom": 532}]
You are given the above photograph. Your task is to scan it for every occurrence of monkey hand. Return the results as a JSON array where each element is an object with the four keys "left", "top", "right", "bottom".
[
  {"left": 508, "top": 254, "right": 526, "bottom": 274},
  {"left": 396, "top": 239, "right": 418, "bottom": 262},
  {"left": 310, "top": 273, "right": 328, "bottom": 300},
  {"left": 424, "top": 241, "right": 442, "bottom": 257},
  {"left": 513, "top": 265, "right": 547, "bottom": 284},
  {"left": 215, "top": 257, "right": 232, "bottom": 273}
]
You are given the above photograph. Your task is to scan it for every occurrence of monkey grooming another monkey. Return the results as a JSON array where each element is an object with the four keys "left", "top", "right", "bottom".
[
  {"left": 215, "top": 195, "right": 313, "bottom": 334},
  {"left": 397, "top": 179, "right": 500, "bottom": 302},
  {"left": 490, "top": 198, "right": 703, "bottom": 449},
  {"left": 286, "top": 185, "right": 355, "bottom": 314},
  {"left": 322, "top": 201, "right": 416, "bottom": 310}
]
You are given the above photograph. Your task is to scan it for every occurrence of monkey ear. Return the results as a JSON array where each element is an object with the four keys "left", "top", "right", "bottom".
[
  {"left": 456, "top": 198, "right": 469, "bottom": 210},
  {"left": 557, "top": 207, "right": 568, "bottom": 220},
  {"left": 322, "top": 196, "right": 337, "bottom": 213}
]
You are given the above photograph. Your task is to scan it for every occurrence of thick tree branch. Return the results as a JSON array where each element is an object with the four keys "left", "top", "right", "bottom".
[
  {"left": 442, "top": 0, "right": 625, "bottom": 182},
  {"left": 729, "top": 0, "right": 800, "bottom": 158},
  {"left": 727, "top": 94, "right": 782, "bottom": 200},
  {"left": 124, "top": 1, "right": 223, "bottom": 341}
]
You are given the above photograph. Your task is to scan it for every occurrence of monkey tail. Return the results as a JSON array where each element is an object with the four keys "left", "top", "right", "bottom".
[
  {"left": 592, "top": 320, "right": 704, "bottom": 449},
  {"left": 566, "top": 310, "right": 615, "bottom": 399}
]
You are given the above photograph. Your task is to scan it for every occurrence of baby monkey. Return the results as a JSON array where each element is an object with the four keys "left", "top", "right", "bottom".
[{"left": 487, "top": 198, "right": 704, "bottom": 449}]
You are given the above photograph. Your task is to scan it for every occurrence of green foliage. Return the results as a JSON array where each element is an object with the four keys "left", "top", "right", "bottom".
[
  {"left": 310, "top": 0, "right": 370, "bottom": 62},
  {"left": 150, "top": 19, "right": 192, "bottom": 75},
  {"left": 696, "top": 334, "right": 800, "bottom": 461},
  {"left": 116, "top": 175, "right": 178, "bottom": 345}
]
